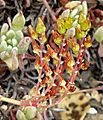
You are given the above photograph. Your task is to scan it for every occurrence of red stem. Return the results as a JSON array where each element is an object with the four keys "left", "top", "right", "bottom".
[
  {"left": 35, "top": 38, "right": 44, "bottom": 95},
  {"left": 44, "top": 38, "right": 65, "bottom": 94},
  {"left": 69, "top": 38, "right": 85, "bottom": 84}
]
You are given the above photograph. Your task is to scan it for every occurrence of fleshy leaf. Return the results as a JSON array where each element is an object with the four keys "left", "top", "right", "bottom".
[
  {"left": 15, "top": 30, "right": 24, "bottom": 42},
  {"left": 23, "top": 106, "right": 36, "bottom": 120},
  {"left": 16, "top": 110, "right": 27, "bottom": 120},
  {"left": 94, "top": 26, "right": 103, "bottom": 42},
  {"left": 0, "top": 41, "right": 7, "bottom": 53},
  {"left": 65, "top": 1, "right": 81, "bottom": 9},
  {"left": 84, "top": 35, "right": 92, "bottom": 48},
  {"left": 36, "top": 18, "right": 46, "bottom": 34},
  {"left": 65, "top": 28, "right": 75, "bottom": 39},
  {"left": 41, "top": 33, "right": 47, "bottom": 43},
  {"left": 61, "top": 9, "right": 70, "bottom": 19},
  {"left": 52, "top": 31, "right": 62, "bottom": 46},
  {"left": 28, "top": 25, "right": 38, "bottom": 40},
  {"left": 1, "top": 23, "right": 9, "bottom": 35},
  {"left": 80, "top": 18, "right": 91, "bottom": 31},
  {"left": 64, "top": 17, "right": 74, "bottom": 30},
  {"left": 4, "top": 56, "right": 18, "bottom": 71},
  {"left": 70, "top": 8, "right": 78, "bottom": 18},
  {"left": 12, "top": 11, "right": 25, "bottom": 31},
  {"left": 57, "top": 16, "right": 66, "bottom": 34},
  {"left": 1, "top": 35, "right": 6, "bottom": 42},
  {"left": 82, "top": 1, "right": 88, "bottom": 16},
  {"left": 78, "top": 12, "right": 85, "bottom": 24},
  {"left": 47, "top": 44, "right": 58, "bottom": 60},
  {"left": 6, "top": 30, "right": 16, "bottom": 39},
  {"left": 0, "top": 51, "right": 10, "bottom": 60},
  {"left": 72, "top": 43, "right": 79, "bottom": 55},
  {"left": 75, "top": 25, "right": 86, "bottom": 39},
  {"left": 18, "top": 37, "right": 31, "bottom": 54},
  {"left": 32, "top": 40, "right": 40, "bottom": 55}
]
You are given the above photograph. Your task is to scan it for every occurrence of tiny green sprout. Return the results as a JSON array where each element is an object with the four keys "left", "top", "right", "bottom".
[{"left": 0, "top": 11, "right": 31, "bottom": 70}]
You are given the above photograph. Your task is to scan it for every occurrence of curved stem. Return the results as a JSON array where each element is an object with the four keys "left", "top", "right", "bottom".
[
  {"left": 42, "top": 0, "right": 57, "bottom": 22},
  {"left": 44, "top": 38, "right": 65, "bottom": 94}
]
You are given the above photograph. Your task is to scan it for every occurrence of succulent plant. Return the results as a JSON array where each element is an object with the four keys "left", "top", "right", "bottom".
[{"left": 0, "top": 11, "right": 31, "bottom": 70}]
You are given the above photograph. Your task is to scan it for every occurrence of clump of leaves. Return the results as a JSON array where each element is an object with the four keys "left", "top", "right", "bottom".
[{"left": 0, "top": 11, "right": 31, "bottom": 70}]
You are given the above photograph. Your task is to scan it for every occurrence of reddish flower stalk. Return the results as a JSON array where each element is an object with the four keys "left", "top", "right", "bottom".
[
  {"left": 69, "top": 38, "right": 86, "bottom": 84},
  {"left": 44, "top": 38, "right": 65, "bottom": 94},
  {"left": 35, "top": 37, "right": 44, "bottom": 95}
]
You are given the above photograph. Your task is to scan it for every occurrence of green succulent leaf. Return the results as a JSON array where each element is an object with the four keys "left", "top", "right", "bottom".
[
  {"left": 0, "top": 41, "right": 7, "bottom": 52},
  {"left": 78, "top": 12, "right": 85, "bottom": 24},
  {"left": 61, "top": 9, "right": 70, "bottom": 19},
  {"left": 16, "top": 110, "right": 27, "bottom": 120},
  {"left": 12, "top": 38, "right": 18, "bottom": 46},
  {"left": 82, "top": 1, "right": 88, "bottom": 16},
  {"left": 1, "top": 23, "right": 9, "bottom": 35},
  {"left": 0, "top": 51, "right": 10, "bottom": 60},
  {"left": 65, "top": 28, "right": 75, "bottom": 39},
  {"left": 23, "top": 106, "right": 36, "bottom": 120},
  {"left": 4, "top": 52, "right": 18, "bottom": 70},
  {"left": 7, "top": 39, "right": 12, "bottom": 45},
  {"left": 64, "top": 17, "right": 74, "bottom": 30},
  {"left": 70, "top": 8, "right": 78, "bottom": 18},
  {"left": 17, "top": 37, "right": 31, "bottom": 54},
  {"left": 94, "top": 26, "right": 103, "bottom": 42},
  {"left": 7, "top": 45, "right": 12, "bottom": 53},
  {"left": 57, "top": 16, "right": 66, "bottom": 34},
  {"left": 36, "top": 18, "right": 46, "bottom": 34},
  {"left": 1, "top": 35, "right": 6, "bottom": 42},
  {"left": 76, "top": 30, "right": 86, "bottom": 39},
  {"left": 12, "top": 11, "right": 25, "bottom": 31},
  {"left": 54, "top": 37, "right": 62, "bottom": 46},
  {"left": 15, "top": 30, "right": 24, "bottom": 42},
  {"left": 6, "top": 30, "right": 16, "bottom": 39},
  {"left": 80, "top": 18, "right": 91, "bottom": 31}
]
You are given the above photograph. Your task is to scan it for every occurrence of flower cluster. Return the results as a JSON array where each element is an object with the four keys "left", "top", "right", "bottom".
[{"left": 0, "top": 12, "right": 31, "bottom": 70}]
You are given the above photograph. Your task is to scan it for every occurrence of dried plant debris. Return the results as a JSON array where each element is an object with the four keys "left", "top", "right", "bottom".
[
  {"left": 85, "top": 113, "right": 103, "bottom": 120},
  {"left": 52, "top": 92, "right": 90, "bottom": 120}
]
